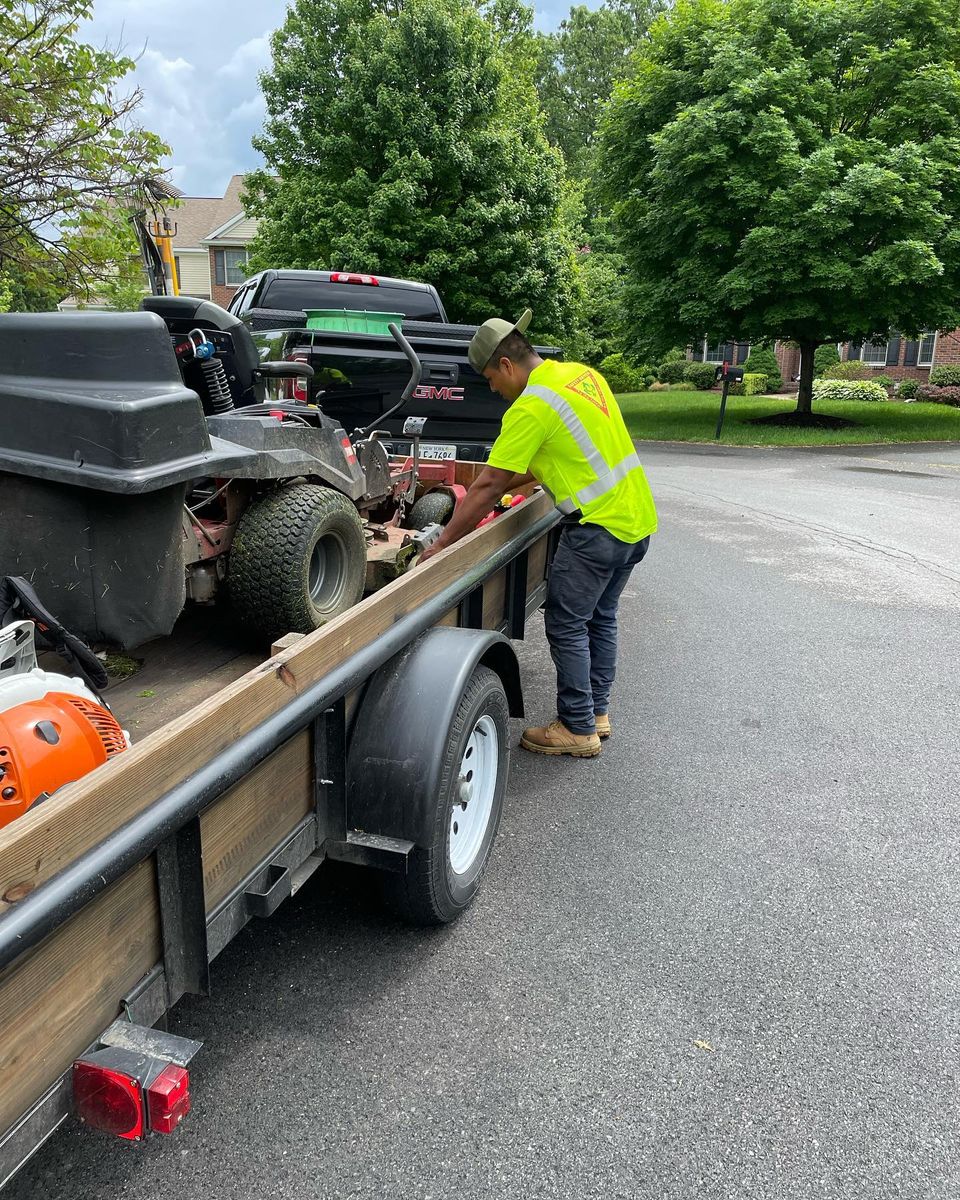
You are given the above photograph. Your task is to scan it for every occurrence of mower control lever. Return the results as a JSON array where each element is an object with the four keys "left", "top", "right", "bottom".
[
  {"left": 350, "top": 321, "right": 423, "bottom": 443},
  {"left": 255, "top": 361, "right": 315, "bottom": 380}
]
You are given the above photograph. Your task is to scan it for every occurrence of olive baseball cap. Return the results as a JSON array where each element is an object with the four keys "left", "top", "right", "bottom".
[{"left": 468, "top": 308, "right": 533, "bottom": 373}]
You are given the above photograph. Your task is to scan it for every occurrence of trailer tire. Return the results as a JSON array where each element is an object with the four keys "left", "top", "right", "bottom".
[
  {"left": 384, "top": 665, "right": 509, "bottom": 925},
  {"left": 229, "top": 484, "right": 367, "bottom": 640},
  {"left": 406, "top": 490, "right": 454, "bottom": 530}
]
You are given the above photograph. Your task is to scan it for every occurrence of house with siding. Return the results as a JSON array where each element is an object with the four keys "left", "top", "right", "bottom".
[{"left": 168, "top": 175, "right": 258, "bottom": 307}]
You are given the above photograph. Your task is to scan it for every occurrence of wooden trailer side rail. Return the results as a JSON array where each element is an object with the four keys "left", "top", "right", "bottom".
[{"left": 0, "top": 491, "right": 557, "bottom": 1148}]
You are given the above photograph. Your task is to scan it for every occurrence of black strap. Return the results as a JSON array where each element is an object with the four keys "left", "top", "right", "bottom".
[{"left": 0, "top": 576, "right": 109, "bottom": 694}]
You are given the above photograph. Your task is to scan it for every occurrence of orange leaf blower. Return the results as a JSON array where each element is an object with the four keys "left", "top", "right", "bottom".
[{"left": 0, "top": 620, "right": 129, "bottom": 830}]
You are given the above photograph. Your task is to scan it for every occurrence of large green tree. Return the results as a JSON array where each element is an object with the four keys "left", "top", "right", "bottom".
[
  {"left": 245, "top": 0, "right": 574, "bottom": 336},
  {"left": 0, "top": 0, "right": 168, "bottom": 305},
  {"left": 599, "top": 0, "right": 960, "bottom": 415},
  {"left": 537, "top": 0, "right": 665, "bottom": 179}
]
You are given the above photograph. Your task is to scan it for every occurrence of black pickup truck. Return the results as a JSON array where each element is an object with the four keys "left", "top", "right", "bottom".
[{"left": 227, "top": 269, "right": 560, "bottom": 461}]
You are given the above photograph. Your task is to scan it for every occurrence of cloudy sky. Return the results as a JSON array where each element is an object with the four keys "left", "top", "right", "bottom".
[{"left": 82, "top": 0, "right": 577, "bottom": 199}]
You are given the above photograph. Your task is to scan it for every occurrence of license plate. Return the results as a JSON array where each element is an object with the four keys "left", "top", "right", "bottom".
[{"left": 419, "top": 443, "right": 457, "bottom": 460}]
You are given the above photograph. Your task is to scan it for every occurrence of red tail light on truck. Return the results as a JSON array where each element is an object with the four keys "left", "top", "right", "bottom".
[{"left": 282, "top": 353, "right": 311, "bottom": 402}]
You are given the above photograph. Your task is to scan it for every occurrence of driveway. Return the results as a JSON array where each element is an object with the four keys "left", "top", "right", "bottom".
[{"left": 9, "top": 442, "right": 960, "bottom": 1200}]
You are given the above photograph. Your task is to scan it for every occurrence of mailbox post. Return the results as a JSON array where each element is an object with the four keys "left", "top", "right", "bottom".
[{"left": 714, "top": 362, "right": 745, "bottom": 439}]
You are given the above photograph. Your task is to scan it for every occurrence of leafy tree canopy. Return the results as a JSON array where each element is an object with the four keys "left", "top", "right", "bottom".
[
  {"left": 0, "top": 0, "right": 169, "bottom": 304},
  {"left": 599, "top": 0, "right": 960, "bottom": 411},
  {"left": 245, "top": 0, "right": 575, "bottom": 336},
  {"left": 536, "top": 0, "right": 666, "bottom": 180}
]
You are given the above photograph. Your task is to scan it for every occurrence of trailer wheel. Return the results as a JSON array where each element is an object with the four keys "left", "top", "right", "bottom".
[
  {"left": 229, "top": 484, "right": 367, "bottom": 640},
  {"left": 385, "top": 665, "right": 509, "bottom": 925},
  {"left": 406, "top": 490, "right": 454, "bottom": 530}
]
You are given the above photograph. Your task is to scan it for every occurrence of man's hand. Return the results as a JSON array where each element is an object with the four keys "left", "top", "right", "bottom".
[{"left": 415, "top": 465, "right": 518, "bottom": 566}]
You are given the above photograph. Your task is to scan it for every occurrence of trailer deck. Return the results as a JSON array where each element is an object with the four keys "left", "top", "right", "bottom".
[{"left": 0, "top": 488, "right": 559, "bottom": 1187}]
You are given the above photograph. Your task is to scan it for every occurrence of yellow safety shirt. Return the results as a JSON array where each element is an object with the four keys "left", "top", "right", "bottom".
[{"left": 487, "top": 359, "right": 657, "bottom": 543}]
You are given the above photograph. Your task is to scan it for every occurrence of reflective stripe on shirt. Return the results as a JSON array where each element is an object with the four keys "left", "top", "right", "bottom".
[{"left": 523, "top": 383, "right": 642, "bottom": 510}]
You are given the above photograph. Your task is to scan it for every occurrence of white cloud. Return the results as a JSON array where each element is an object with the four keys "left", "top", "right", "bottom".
[
  {"left": 218, "top": 34, "right": 272, "bottom": 79},
  {"left": 78, "top": 0, "right": 578, "bottom": 197}
]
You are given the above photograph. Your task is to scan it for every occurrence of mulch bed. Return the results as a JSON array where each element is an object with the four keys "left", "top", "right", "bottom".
[{"left": 747, "top": 410, "right": 856, "bottom": 430}]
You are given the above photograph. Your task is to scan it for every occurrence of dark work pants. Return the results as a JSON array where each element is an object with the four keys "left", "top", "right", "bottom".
[{"left": 543, "top": 523, "right": 650, "bottom": 735}]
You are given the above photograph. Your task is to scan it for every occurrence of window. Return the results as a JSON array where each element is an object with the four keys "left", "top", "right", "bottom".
[
  {"left": 700, "top": 339, "right": 748, "bottom": 364},
  {"left": 918, "top": 331, "right": 936, "bottom": 367},
  {"left": 228, "top": 281, "right": 255, "bottom": 315},
  {"left": 261, "top": 278, "right": 444, "bottom": 322},
  {"left": 214, "top": 247, "right": 251, "bottom": 287},
  {"left": 861, "top": 340, "right": 888, "bottom": 366}
]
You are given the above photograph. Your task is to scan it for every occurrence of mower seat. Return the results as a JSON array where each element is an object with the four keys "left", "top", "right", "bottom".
[{"left": 142, "top": 295, "right": 263, "bottom": 409}]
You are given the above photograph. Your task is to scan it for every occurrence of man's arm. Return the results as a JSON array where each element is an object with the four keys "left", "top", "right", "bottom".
[{"left": 418, "top": 465, "right": 518, "bottom": 563}]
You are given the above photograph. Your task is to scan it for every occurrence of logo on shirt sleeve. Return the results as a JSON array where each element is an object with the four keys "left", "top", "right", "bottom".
[{"left": 566, "top": 370, "right": 609, "bottom": 416}]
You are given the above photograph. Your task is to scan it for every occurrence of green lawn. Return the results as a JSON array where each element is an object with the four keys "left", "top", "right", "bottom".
[{"left": 617, "top": 391, "right": 960, "bottom": 446}]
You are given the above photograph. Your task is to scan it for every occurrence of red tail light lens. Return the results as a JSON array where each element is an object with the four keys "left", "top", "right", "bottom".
[
  {"left": 330, "top": 272, "right": 379, "bottom": 285},
  {"left": 73, "top": 1060, "right": 144, "bottom": 1140},
  {"left": 283, "top": 356, "right": 310, "bottom": 402},
  {"left": 146, "top": 1064, "right": 191, "bottom": 1135}
]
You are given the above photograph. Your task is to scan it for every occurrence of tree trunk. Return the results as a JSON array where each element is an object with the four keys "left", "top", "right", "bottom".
[{"left": 795, "top": 341, "right": 818, "bottom": 415}]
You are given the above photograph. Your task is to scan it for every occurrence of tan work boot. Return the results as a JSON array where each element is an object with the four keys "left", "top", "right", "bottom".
[
  {"left": 520, "top": 719, "right": 601, "bottom": 758},
  {"left": 595, "top": 713, "right": 611, "bottom": 740}
]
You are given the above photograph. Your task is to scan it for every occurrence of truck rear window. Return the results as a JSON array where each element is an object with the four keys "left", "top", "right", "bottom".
[{"left": 260, "top": 279, "right": 444, "bottom": 322}]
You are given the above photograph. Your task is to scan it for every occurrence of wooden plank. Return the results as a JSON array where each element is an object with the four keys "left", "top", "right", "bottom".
[
  {"left": 482, "top": 567, "right": 507, "bottom": 629},
  {"left": 106, "top": 607, "right": 261, "bottom": 739},
  {"left": 201, "top": 733, "right": 312, "bottom": 910},
  {"left": 527, "top": 534, "right": 548, "bottom": 590},
  {"left": 0, "top": 861, "right": 160, "bottom": 1136}
]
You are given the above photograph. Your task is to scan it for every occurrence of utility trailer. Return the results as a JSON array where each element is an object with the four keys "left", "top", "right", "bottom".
[{"left": 0, "top": 486, "right": 559, "bottom": 1188}]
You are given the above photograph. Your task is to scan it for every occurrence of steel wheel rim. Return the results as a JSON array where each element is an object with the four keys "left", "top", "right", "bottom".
[
  {"left": 308, "top": 531, "right": 348, "bottom": 610},
  {"left": 449, "top": 714, "right": 498, "bottom": 876}
]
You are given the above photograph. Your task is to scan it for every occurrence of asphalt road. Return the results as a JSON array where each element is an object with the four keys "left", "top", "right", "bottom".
[{"left": 10, "top": 442, "right": 960, "bottom": 1199}]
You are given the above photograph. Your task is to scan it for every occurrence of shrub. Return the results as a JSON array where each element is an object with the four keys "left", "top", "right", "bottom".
[
  {"left": 648, "top": 380, "right": 669, "bottom": 391},
  {"left": 658, "top": 359, "right": 687, "bottom": 383},
  {"left": 742, "top": 345, "right": 783, "bottom": 391},
  {"left": 928, "top": 365, "right": 960, "bottom": 387},
  {"left": 918, "top": 384, "right": 960, "bottom": 406},
  {"left": 742, "top": 373, "right": 768, "bottom": 395},
  {"left": 822, "top": 360, "right": 875, "bottom": 381},
  {"left": 727, "top": 382, "right": 745, "bottom": 395},
  {"left": 896, "top": 377, "right": 920, "bottom": 399},
  {"left": 637, "top": 362, "right": 658, "bottom": 379},
  {"left": 641, "top": 374, "right": 656, "bottom": 389},
  {"left": 873, "top": 374, "right": 894, "bottom": 390},
  {"left": 668, "top": 381, "right": 696, "bottom": 391},
  {"left": 812, "top": 379, "right": 888, "bottom": 403},
  {"left": 684, "top": 362, "right": 717, "bottom": 390},
  {"left": 814, "top": 344, "right": 841, "bottom": 377},
  {"left": 599, "top": 352, "right": 641, "bottom": 394}
]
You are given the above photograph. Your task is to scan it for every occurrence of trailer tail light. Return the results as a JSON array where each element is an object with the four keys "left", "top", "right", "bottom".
[
  {"left": 330, "top": 272, "right": 380, "bottom": 285},
  {"left": 146, "top": 1064, "right": 191, "bottom": 1134},
  {"left": 73, "top": 1059, "right": 145, "bottom": 1140}
]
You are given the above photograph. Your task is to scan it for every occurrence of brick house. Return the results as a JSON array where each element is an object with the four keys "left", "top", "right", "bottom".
[
  {"left": 692, "top": 331, "right": 942, "bottom": 385},
  {"left": 169, "top": 175, "right": 258, "bottom": 307},
  {"left": 774, "top": 332, "right": 939, "bottom": 384}
]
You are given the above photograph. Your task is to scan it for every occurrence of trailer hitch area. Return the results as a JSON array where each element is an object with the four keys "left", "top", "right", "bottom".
[{"left": 395, "top": 522, "right": 444, "bottom": 573}]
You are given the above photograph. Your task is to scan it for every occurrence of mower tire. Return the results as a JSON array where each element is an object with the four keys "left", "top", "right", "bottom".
[
  {"left": 406, "top": 490, "right": 454, "bottom": 530},
  {"left": 230, "top": 484, "right": 367, "bottom": 640}
]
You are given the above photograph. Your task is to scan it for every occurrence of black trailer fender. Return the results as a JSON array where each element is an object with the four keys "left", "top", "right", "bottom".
[{"left": 345, "top": 626, "right": 523, "bottom": 850}]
